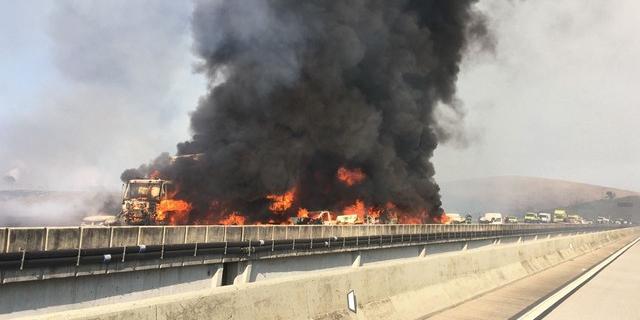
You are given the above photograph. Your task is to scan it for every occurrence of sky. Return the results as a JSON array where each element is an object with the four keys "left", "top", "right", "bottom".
[
  {"left": 0, "top": 0, "right": 639, "bottom": 192},
  {"left": 434, "top": 0, "right": 640, "bottom": 191}
]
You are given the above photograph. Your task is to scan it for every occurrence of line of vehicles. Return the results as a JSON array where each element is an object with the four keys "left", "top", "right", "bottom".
[
  {"left": 83, "top": 177, "right": 633, "bottom": 227},
  {"left": 444, "top": 209, "right": 632, "bottom": 225}
]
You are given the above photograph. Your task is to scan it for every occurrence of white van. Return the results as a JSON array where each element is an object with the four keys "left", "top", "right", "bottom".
[
  {"left": 479, "top": 212, "right": 503, "bottom": 224},
  {"left": 538, "top": 213, "right": 552, "bottom": 223}
]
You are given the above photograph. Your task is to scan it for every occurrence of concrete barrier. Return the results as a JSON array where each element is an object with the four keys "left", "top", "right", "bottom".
[
  {"left": 0, "top": 224, "right": 623, "bottom": 254},
  {"left": 45, "top": 228, "right": 80, "bottom": 250},
  {"left": 163, "top": 226, "right": 186, "bottom": 244},
  {"left": 0, "top": 228, "right": 7, "bottom": 253},
  {"left": 206, "top": 226, "right": 225, "bottom": 242},
  {"left": 13, "top": 227, "right": 637, "bottom": 320},
  {"left": 80, "top": 228, "right": 111, "bottom": 249},
  {"left": 7, "top": 228, "right": 45, "bottom": 252}
]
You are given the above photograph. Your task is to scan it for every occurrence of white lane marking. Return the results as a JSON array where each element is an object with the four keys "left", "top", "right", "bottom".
[{"left": 518, "top": 236, "right": 640, "bottom": 320}]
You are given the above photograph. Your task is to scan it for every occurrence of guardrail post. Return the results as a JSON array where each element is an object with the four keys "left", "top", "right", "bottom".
[
  {"left": 108, "top": 227, "right": 114, "bottom": 248},
  {"left": 43, "top": 227, "right": 49, "bottom": 251}
]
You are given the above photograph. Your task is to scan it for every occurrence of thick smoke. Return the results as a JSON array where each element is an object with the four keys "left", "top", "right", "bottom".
[{"left": 128, "top": 0, "right": 485, "bottom": 223}]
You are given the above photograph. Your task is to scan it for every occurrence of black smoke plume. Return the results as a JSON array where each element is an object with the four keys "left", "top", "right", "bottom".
[{"left": 124, "top": 0, "right": 486, "bottom": 223}]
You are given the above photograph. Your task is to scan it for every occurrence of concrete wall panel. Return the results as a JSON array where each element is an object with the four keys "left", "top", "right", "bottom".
[
  {"left": 250, "top": 252, "right": 353, "bottom": 282},
  {"left": 110, "top": 227, "right": 139, "bottom": 247},
  {"left": 225, "top": 226, "right": 243, "bottom": 241},
  {"left": 284, "top": 226, "right": 299, "bottom": 239},
  {"left": 7, "top": 228, "right": 45, "bottom": 252},
  {"left": 272, "top": 226, "right": 287, "bottom": 240},
  {"left": 46, "top": 228, "right": 80, "bottom": 250},
  {"left": 186, "top": 226, "right": 207, "bottom": 243},
  {"left": 241, "top": 226, "right": 260, "bottom": 241},
  {"left": 206, "top": 226, "right": 225, "bottom": 242},
  {"left": 79, "top": 228, "right": 111, "bottom": 249},
  {"left": 0, "top": 263, "right": 220, "bottom": 315},
  {"left": 138, "top": 227, "right": 163, "bottom": 245},
  {"left": 163, "top": 227, "right": 187, "bottom": 244},
  {"left": 258, "top": 226, "right": 274, "bottom": 240},
  {"left": 299, "top": 226, "right": 311, "bottom": 239},
  {"left": 0, "top": 228, "right": 7, "bottom": 253},
  {"left": 308, "top": 226, "right": 322, "bottom": 238}
]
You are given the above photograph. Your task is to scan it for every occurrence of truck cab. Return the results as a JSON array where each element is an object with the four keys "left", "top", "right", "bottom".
[
  {"left": 120, "top": 179, "right": 175, "bottom": 225},
  {"left": 553, "top": 209, "right": 567, "bottom": 223}
]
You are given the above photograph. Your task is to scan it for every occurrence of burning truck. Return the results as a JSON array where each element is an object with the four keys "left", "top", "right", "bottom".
[
  {"left": 82, "top": 178, "right": 191, "bottom": 226},
  {"left": 118, "top": 179, "right": 191, "bottom": 225}
]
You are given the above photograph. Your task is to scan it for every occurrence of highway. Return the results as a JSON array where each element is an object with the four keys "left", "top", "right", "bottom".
[
  {"left": 0, "top": 226, "right": 634, "bottom": 319},
  {"left": 544, "top": 236, "right": 640, "bottom": 319},
  {"left": 425, "top": 233, "right": 637, "bottom": 320}
]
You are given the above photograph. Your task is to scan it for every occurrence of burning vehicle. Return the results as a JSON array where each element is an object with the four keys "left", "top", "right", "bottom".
[
  {"left": 81, "top": 178, "right": 191, "bottom": 226},
  {"left": 119, "top": 179, "right": 190, "bottom": 225}
]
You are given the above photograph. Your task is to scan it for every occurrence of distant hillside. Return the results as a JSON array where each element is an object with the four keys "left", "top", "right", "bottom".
[
  {"left": 0, "top": 190, "right": 119, "bottom": 227},
  {"left": 440, "top": 176, "right": 639, "bottom": 217}
]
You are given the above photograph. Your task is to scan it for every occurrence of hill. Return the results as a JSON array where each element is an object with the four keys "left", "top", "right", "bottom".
[{"left": 440, "top": 176, "right": 639, "bottom": 217}]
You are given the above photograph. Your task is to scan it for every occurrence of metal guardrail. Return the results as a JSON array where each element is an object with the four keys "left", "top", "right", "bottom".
[{"left": 0, "top": 224, "right": 623, "bottom": 271}]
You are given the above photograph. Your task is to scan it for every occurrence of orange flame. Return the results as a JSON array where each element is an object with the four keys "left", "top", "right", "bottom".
[
  {"left": 297, "top": 208, "right": 309, "bottom": 218},
  {"left": 336, "top": 167, "right": 366, "bottom": 186},
  {"left": 266, "top": 188, "right": 295, "bottom": 213},
  {"left": 343, "top": 199, "right": 366, "bottom": 220},
  {"left": 157, "top": 199, "right": 192, "bottom": 224},
  {"left": 218, "top": 212, "right": 247, "bottom": 225},
  {"left": 433, "top": 212, "right": 450, "bottom": 224}
]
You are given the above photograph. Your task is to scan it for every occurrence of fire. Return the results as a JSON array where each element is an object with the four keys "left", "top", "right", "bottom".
[
  {"left": 266, "top": 188, "right": 295, "bottom": 212},
  {"left": 218, "top": 212, "right": 247, "bottom": 225},
  {"left": 343, "top": 199, "right": 366, "bottom": 220},
  {"left": 398, "top": 215, "right": 423, "bottom": 224},
  {"left": 433, "top": 212, "right": 450, "bottom": 224},
  {"left": 150, "top": 177, "right": 444, "bottom": 226},
  {"left": 157, "top": 199, "right": 192, "bottom": 224},
  {"left": 336, "top": 167, "right": 366, "bottom": 186},
  {"left": 297, "top": 208, "right": 309, "bottom": 218}
]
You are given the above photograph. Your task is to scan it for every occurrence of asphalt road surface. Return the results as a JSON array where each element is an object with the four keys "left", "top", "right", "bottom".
[
  {"left": 545, "top": 238, "right": 640, "bottom": 320},
  {"left": 426, "top": 234, "right": 636, "bottom": 320}
]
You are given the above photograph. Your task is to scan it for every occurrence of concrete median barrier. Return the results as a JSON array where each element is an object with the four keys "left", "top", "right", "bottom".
[{"left": 18, "top": 227, "right": 637, "bottom": 320}]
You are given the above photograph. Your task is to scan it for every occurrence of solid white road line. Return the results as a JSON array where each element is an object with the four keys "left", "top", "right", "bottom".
[{"left": 517, "top": 235, "right": 640, "bottom": 320}]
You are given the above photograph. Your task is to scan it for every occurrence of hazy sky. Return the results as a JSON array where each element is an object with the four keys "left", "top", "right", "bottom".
[
  {"left": 1, "top": 0, "right": 639, "bottom": 191},
  {"left": 434, "top": 0, "right": 640, "bottom": 191}
]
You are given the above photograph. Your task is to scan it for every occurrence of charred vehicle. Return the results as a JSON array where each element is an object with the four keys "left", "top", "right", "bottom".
[{"left": 119, "top": 179, "right": 176, "bottom": 225}]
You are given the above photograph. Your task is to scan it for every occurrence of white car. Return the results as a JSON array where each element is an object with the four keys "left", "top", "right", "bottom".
[{"left": 479, "top": 212, "right": 503, "bottom": 224}]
